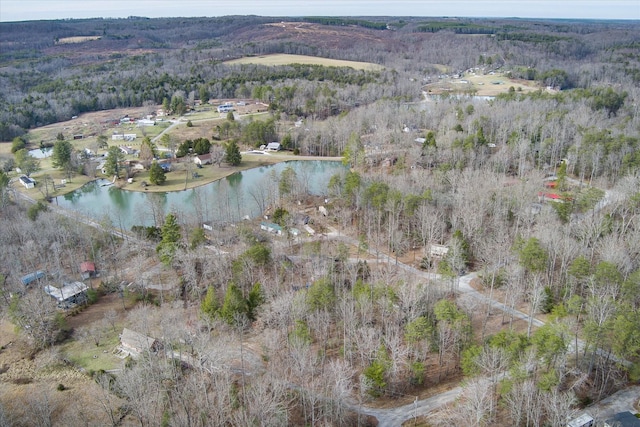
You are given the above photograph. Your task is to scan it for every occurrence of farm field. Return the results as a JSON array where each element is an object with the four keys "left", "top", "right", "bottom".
[
  {"left": 425, "top": 71, "right": 544, "bottom": 97},
  {"left": 225, "top": 53, "right": 385, "bottom": 71}
]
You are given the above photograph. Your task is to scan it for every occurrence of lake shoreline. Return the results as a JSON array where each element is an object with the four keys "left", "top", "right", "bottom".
[
  {"left": 113, "top": 154, "right": 344, "bottom": 194},
  {"left": 53, "top": 159, "right": 347, "bottom": 229}
]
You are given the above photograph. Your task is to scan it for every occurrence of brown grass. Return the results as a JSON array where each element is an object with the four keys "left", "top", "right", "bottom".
[
  {"left": 225, "top": 53, "right": 384, "bottom": 71},
  {"left": 56, "top": 36, "right": 102, "bottom": 44}
]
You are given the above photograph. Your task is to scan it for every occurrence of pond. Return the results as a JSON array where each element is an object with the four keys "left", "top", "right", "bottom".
[
  {"left": 28, "top": 147, "right": 52, "bottom": 159},
  {"left": 54, "top": 160, "right": 346, "bottom": 230}
]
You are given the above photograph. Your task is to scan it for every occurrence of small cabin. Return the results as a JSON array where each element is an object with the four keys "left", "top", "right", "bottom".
[
  {"left": 119, "top": 328, "right": 161, "bottom": 359},
  {"left": 80, "top": 261, "right": 96, "bottom": 280}
]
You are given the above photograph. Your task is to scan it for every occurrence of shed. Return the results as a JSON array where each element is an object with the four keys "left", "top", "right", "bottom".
[
  {"left": 194, "top": 154, "right": 212, "bottom": 165},
  {"left": 266, "top": 142, "right": 281, "bottom": 151},
  {"left": 44, "top": 282, "right": 88, "bottom": 307},
  {"left": 21, "top": 270, "right": 45, "bottom": 286},
  {"left": 80, "top": 261, "right": 96, "bottom": 279},
  {"left": 119, "top": 328, "right": 160, "bottom": 358}
]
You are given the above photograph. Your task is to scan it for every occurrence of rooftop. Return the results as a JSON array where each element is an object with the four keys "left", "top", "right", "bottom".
[{"left": 44, "top": 282, "right": 88, "bottom": 302}]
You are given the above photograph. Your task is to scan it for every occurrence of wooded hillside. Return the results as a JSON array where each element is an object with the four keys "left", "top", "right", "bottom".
[{"left": 0, "top": 15, "right": 639, "bottom": 426}]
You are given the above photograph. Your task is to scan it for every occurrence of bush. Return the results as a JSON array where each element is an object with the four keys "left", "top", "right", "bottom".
[
  {"left": 27, "top": 201, "right": 48, "bottom": 221},
  {"left": 57, "top": 383, "right": 66, "bottom": 391},
  {"left": 11, "top": 137, "right": 26, "bottom": 153},
  {"left": 86, "top": 288, "right": 99, "bottom": 305}
]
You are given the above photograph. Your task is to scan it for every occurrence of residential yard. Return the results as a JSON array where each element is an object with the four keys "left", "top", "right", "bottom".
[{"left": 61, "top": 332, "right": 123, "bottom": 373}]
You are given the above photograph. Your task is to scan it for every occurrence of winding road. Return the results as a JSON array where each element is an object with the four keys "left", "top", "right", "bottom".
[{"left": 11, "top": 182, "right": 629, "bottom": 426}]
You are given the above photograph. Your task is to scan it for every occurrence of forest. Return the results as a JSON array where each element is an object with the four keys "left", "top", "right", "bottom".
[{"left": 0, "top": 15, "right": 639, "bottom": 427}]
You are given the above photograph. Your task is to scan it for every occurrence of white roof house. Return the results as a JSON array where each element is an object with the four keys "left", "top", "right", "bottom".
[
  {"left": 112, "top": 134, "right": 137, "bottom": 141},
  {"left": 567, "top": 413, "right": 594, "bottom": 427},
  {"left": 44, "top": 282, "right": 88, "bottom": 303},
  {"left": 194, "top": 154, "right": 212, "bottom": 165},
  {"left": 266, "top": 142, "right": 281, "bottom": 151},
  {"left": 19, "top": 175, "right": 36, "bottom": 189},
  {"left": 136, "top": 119, "right": 155, "bottom": 127}
]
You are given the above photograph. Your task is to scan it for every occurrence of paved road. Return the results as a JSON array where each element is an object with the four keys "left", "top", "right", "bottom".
[{"left": 348, "top": 386, "right": 463, "bottom": 427}]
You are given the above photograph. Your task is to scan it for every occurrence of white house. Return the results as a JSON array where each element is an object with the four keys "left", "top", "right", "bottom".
[
  {"left": 217, "top": 104, "right": 234, "bottom": 113},
  {"left": 112, "top": 134, "right": 137, "bottom": 141},
  {"left": 136, "top": 119, "right": 155, "bottom": 127},
  {"left": 194, "top": 154, "right": 212, "bottom": 165},
  {"left": 119, "top": 146, "right": 136, "bottom": 155},
  {"left": 266, "top": 142, "right": 281, "bottom": 151},
  {"left": 19, "top": 175, "right": 36, "bottom": 189}
]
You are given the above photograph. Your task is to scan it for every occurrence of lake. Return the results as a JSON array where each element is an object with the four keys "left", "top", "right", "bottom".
[{"left": 54, "top": 160, "right": 346, "bottom": 230}]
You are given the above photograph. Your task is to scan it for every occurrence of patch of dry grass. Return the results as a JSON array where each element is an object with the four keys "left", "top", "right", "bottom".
[
  {"left": 225, "top": 53, "right": 384, "bottom": 71},
  {"left": 56, "top": 36, "right": 101, "bottom": 44}
]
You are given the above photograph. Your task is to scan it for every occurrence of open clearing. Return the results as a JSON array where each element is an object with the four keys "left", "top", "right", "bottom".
[
  {"left": 56, "top": 36, "right": 102, "bottom": 44},
  {"left": 225, "top": 53, "right": 384, "bottom": 71},
  {"left": 426, "top": 71, "right": 544, "bottom": 97}
]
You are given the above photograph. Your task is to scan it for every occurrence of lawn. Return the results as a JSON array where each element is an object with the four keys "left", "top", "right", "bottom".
[
  {"left": 62, "top": 329, "right": 123, "bottom": 372},
  {"left": 121, "top": 155, "right": 285, "bottom": 193},
  {"left": 425, "top": 71, "right": 543, "bottom": 97}
]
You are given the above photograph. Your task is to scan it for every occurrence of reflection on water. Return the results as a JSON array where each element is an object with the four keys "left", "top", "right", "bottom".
[
  {"left": 28, "top": 147, "right": 52, "bottom": 159},
  {"left": 55, "top": 161, "right": 346, "bottom": 230}
]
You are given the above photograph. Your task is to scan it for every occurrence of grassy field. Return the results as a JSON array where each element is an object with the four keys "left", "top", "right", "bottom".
[
  {"left": 61, "top": 330, "right": 123, "bottom": 372},
  {"left": 225, "top": 53, "right": 385, "bottom": 71},
  {"left": 121, "top": 151, "right": 330, "bottom": 193},
  {"left": 425, "top": 71, "right": 542, "bottom": 97}
]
